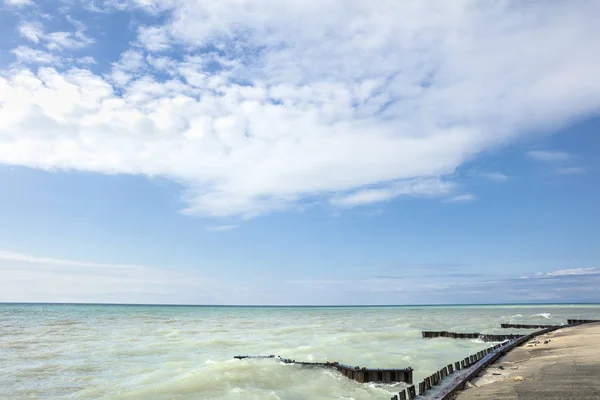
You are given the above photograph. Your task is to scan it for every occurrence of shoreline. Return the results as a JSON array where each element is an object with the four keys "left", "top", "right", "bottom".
[{"left": 453, "top": 322, "right": 600, "bottom": 399}]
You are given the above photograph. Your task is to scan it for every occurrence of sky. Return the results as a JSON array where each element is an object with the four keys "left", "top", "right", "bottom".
[{"left": 0, "top": 0, "right": 599, "bottom": 305}]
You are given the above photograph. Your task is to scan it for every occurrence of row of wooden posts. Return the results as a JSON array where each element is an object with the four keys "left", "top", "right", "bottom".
[
  {"left": 335, "top": 365, "right": 413, "bottom": 384},
  {"left": 567, "top": 319, "right": 599, "bottom": 325},
  {"left": 279, "top": 356, "right": 414, "bottom": 384},
  {"left": 390, "top": 342, "right": 508, "bottom": 400},
  {"left": 234, "top": 318, "right": 598, "bottom": 397},
  {"left": 404, "top": 319, "right": 599, "bottom": 399},
  {"left": 501, "top": 320, "right": 599, "bottom": 329},
  {"left": 421, "top": 331, "right": 523, "bottom": 342},
  {"left": 233, "top": 355, "right": 414, "bottom": 384},
  {"left": 500, "top": 323, "right": 560, "bottom": 329}
]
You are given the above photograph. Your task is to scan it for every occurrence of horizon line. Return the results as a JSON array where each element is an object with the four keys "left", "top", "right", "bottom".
[{"left": 2, "top": 301, "right": 600, "bottom": 307}]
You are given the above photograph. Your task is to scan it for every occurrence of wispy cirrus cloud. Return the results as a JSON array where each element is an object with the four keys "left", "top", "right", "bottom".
[
  {"left": 204, "top": 224, "right": 239, "bottom": 232},
  {"left": 330, "top": 179, "right": 455, "bottom": 207},
  {"left": 534, "top": 268, "right": 600, "bottom": 278},
  {"left": 557, "top": 167, "right": 586, "bottom": 175},
  {"left": 527, "top": 150, "right": 572, "bottom": 162},
  {"left": 480, "top": 172, "right": 509, "bottom": 181},
  {"left": 444, "top": 194, "right": 477, "bottom": 203}
]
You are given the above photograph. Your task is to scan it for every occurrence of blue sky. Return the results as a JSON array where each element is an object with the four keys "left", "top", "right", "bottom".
[{"left": 0, "top": 0, "right": 599, "bottom": 305}]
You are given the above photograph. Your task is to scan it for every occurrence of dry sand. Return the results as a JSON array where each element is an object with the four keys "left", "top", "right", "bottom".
[{"left": 455, "top": 322, "right": 600, "bottom": 399}]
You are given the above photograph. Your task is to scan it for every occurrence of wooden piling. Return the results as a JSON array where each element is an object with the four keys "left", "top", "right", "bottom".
[
  {"left": 567, "top": 319, "right": 599, "bottom": 325},
  {"left": 500, "top": 323, "right": 559, "bottom": 329},
  {"left": 422, "top": 331, "right": 523, "bottom": 342},
  {"left": 235, "top": 356, "right": 413, "bottom": 385}
]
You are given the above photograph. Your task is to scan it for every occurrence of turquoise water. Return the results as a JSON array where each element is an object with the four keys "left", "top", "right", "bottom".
[{"left": 1, "top": 304, "right": 598, "bottom": 399}]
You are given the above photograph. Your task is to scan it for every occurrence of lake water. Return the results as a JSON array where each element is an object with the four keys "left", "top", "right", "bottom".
[{"left": 1, "top": 303, "right": 598, "bottom": 399}]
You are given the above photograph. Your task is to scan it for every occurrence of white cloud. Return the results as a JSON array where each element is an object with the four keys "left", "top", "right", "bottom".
[
  {"left": 17, "top": 19, "right": 94, "bottom": 52},
  {"left": 205, "top": 224, "right": 239, "bottom": 232},
  {"left": 481, "top": 172, "right": 509, "bottom": 181},
  {"left": 90, "top": 0, "right": 173, "bottom": 13},
  {"left": 557, "top": 167, "right": 586, "bottom": 175},
  {"left": 331, "top": 178, "right": 454, "bottom": 207},
  {"left": 535, "top": 268, "right": 600, "bottom": 278},
  {"left": 445, "top": 194, "right": 477, "bottom": 203},
  {"left": 137, "top": 25, "right": 171, "bottom": 52},
  {"left": 0, "top": 250, "right": 141, "bottom": 268},
  {"left": 4, "top": 0, "right": 33, "bottom": 6},
  {"left": 45, "top": 31, "right": 94, "bottom": 50},
  {"left": 527, "top": 150, "right": 572, "bottom": 162},
  {"left": 18, "top": 21, "right": 44, "bottom": 43},
  {"left": 11, "top": 46, "right": 61, "bottom": 64},
  {"left": 109, "top": 49, "right": 146, "bottom": 86},
  {"left": 76, "top": 56, "right": 97, "bottom": 65},
  {"left": 0, "top": 250, "right": 216, "bottom": 304},
  {"left": 2, "top": 0, "right": 600, "bottom": 218}
]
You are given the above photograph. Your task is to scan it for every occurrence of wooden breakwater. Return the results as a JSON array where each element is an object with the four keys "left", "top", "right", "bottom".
[
  {"left": 334, "top": 364, "right": 413, "bottom": 384},
  {"left": 500, "top": 323, "right": 560, "bottom": 329},
  {"left": 389, "top": 341, "right": 510, "bottom": 400},
  {"left": 422, "top": 331, "right": 523, "bottom": 342},
  {"left": 501, "top": 318, "right": 600, "bottom": 329},
  {"left": 234, "top": 355, "right": 413, "bottom": 384},
  {"left": 422, "top": 325, "right": 562, "bottom": 400},
  {"left": 567, "top": 319, "right": 599, "bottom": 325}
]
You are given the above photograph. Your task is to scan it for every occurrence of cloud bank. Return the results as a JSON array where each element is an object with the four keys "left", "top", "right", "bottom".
[
  {"left": 3, "top": 249, "right": 598, "bottom": 305},
  {"left": 1, "top": 0, "right": 600, "bottom": 218},
  {"left": 0, "top": 250, "right": 215, "bottom": 304}
]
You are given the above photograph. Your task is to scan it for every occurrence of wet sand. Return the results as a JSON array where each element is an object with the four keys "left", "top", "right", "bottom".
[{"left": 455, "top": 322, "right": 600, "bottom": 400}]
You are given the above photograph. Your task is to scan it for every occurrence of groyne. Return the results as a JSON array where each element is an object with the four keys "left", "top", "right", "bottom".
[
  {"left": 389, "top": 326, "right": 561, "bottom": 400},
  {"left": 234, "top": 355, "right": 413, "bottom": 384},
  {"left": 422, "top": 331, "right": 523, "bottom": 342},
  {"left": 567, "top": 319, "right": 599, "bottom": 324},
  {"left": 235, "top": 318, "right": 598, "bottom": 399},
  {"left": 500, "top": 323, "right": 560, "bottom": 329}
]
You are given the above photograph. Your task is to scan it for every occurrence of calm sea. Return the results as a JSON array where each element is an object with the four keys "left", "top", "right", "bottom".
[{"left": 1, "top": 303, "right": 598, "bottom": 399}]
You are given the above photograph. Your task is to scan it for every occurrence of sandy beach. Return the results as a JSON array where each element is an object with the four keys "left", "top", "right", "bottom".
[{"left": 455, "top": 322, "right": 600, "bottom": 400}]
